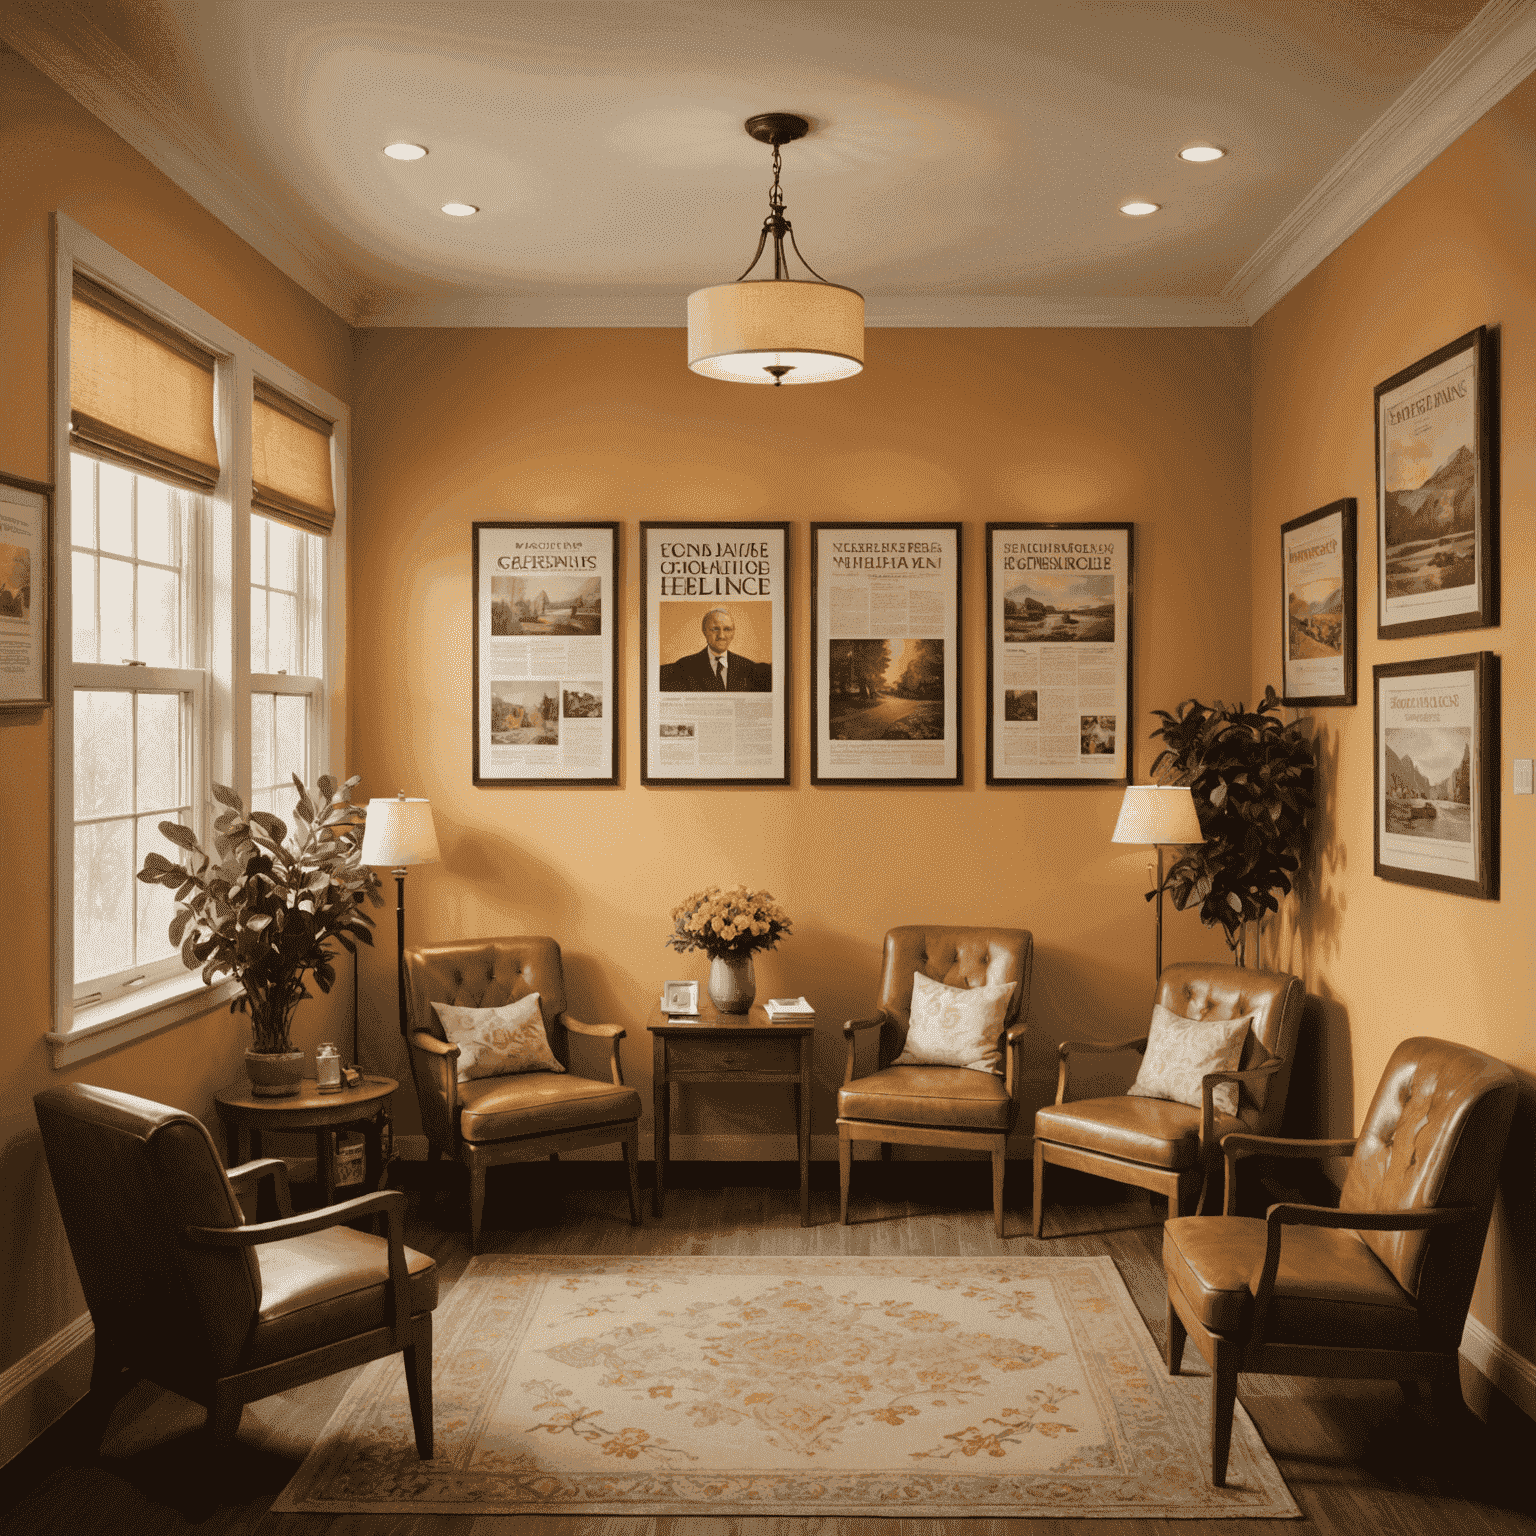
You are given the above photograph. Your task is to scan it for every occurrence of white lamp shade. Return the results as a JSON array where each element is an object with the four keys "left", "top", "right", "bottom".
[
  {"left": 687, "top": 279, "right": 864, "bottom": 384},
  {"left": 1111, "top": 785, "right": 1205, "bottom": 845},
  {"left": 360, "top": 796, "right": 440, "bottom": 866}
]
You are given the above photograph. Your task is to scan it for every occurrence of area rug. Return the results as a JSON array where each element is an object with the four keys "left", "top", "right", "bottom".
[{"left": 273, "top": 1254, "right": 1298, "bottom": 1518}]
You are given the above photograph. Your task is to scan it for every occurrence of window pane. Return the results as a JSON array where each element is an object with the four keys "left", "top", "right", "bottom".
[
  {"left": 251, "top": 588, "right": 268, "bottom": 673},
  {"left": 137, "top": 563, "right": 179, "bottom": 666},
  {"left": 72, "top": 551, "right": 98, "bottom": 662},
  {"left": 137, "top": 477, "right": 174, "bottom": 565},
  {"left": 251, "top": 691, "right": 274, "bottom": 792},
  {"left": 136, "top": 813, "right": 180, "bottom": 966},
  {"left": 250, "top": 514, "right": 267, "bottom": 586},
  {"left": 75, "top": 691, "right": 133, "bottom": 819},
  {"left": 270, "top": 520, "right": 300, "bottom": 592},
  {"left": 100, "top": 556, "right": 134, "bottom": 664},
  {"left": 275, "top": 693, "right": 306, "bottom": 788},
  {"left": 98, "top": 463, "right": 133, "bottom": 556},
  {"left": 268, "top": 590, "right": 297, "bottom": 674},
  {"left": 135, "top": 693, "right": 181, "bottom": 812},
  {"left": 75, "top": 817, "right": 133, "bottom": 984},
  {"left": 71, "top": 454, "right": 95, "bottom": 548}
]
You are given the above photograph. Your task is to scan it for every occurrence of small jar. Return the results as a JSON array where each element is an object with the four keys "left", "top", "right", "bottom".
[{"left": 315, "top": 1041, "right": 342, "bottom": 1092}]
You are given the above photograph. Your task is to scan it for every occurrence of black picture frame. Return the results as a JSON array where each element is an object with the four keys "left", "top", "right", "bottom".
[
  {"left": 1373, "top": 651, "right": 1498, "bottom": 900},
  {"left": 1374, "top": 325, "right": 1498, "bottom": 639},
  {"left": 1280, "top": 498, "right": 1357, "bottom": 708}
]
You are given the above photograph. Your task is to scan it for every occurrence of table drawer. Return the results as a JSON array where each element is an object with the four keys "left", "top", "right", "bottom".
[{"left": 668, "top": 1036, "right": 797, "bottom": 1075}]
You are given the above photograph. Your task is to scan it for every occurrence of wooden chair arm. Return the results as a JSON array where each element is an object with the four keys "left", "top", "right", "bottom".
[
  {"left": 842, "top": 1010, "right": 895, "bottom": 1086},
  {"left": 1054, "top": 1035, "right": 1148, "bottom": 1104},
  {"left": 409, "top": 1028, "right": 462, "bottom": 1140},
  {"left": 1197, "top": 1054, "right": 1285, "bottom": 1153},
  {"left": 562, "top": 1013, "right": 625, "bottom": 1039},
  {"left": 1005, "top": 1022, "right": 1029, "bottom": 1044},
  {"left": 225, "top": 1157, "right": 293, "bottom": 1217},
  {"left": 409, "top": 1029, "right": 459, "bottom": 1058},
  {"left": 1221, "top": 1132, "right": 1360, "bottom": 1215},
  {"left": 1004, "top": 1025, "right": 1028, "bottom": 1100}
]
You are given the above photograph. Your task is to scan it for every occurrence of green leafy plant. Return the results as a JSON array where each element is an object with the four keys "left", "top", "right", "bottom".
[
  {"left": 1148, "top": 686, "right": 1315, "bottom": 959},
  {"left": 136, "top": 774, "right": 382, "bottom": 1052}
]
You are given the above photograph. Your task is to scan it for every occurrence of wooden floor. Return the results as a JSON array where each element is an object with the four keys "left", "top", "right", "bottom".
[{"left": 3, "top": 1159, "right": 1534, "bottom": 1536}]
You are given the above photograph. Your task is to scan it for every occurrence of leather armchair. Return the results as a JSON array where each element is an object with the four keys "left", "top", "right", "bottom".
[
  {"left": 1032, "top": 961, "right": 1304, "bottom": 1236},
  {"left": 836, "top": 925, "right": 1033, "bottom": 1237},
  {"left": 405, "top": 935, "right": 641, "bottom": 1250},
  {"left": 1163, "top": 1035, "right": 1517, "bottom": 1486},
  {"left": 33, "top": 1082, "right": 436, "bottom": 1456}
]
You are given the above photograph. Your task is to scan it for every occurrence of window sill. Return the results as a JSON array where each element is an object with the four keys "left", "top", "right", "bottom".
[{"left": 48, "top": 973, "right": 241, "bottom": 1068}]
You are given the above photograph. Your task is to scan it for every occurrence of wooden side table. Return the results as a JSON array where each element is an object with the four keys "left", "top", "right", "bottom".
[
  {"left": 647, "top": 1000, "right": 816, "bottom": 1226},
  {"left": 214, "top": 1075, "right": 398, "bottom": 1208}
]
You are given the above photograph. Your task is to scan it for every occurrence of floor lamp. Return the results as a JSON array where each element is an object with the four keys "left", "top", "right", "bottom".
[
  {"left": 360, "top": 793, "right": 441, "bottom": 1039},
  {"left": 1111, "top": 785, "right": 1203, "bottom": 982}
]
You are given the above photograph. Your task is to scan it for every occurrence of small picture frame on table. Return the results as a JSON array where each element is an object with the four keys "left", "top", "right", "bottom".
[
  {"left": 1281, "top": 498, "right": 1356, "bottom": 708},
  {"left": 661, "top": 980, "right": 700, "bottom": 1015}
]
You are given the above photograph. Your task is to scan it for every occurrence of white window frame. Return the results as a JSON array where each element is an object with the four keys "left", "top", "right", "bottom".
[{"left": 47, "top": 213, "right": 348, "bottom": 1067}]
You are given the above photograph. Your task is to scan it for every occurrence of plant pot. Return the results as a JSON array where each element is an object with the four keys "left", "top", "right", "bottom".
[
  {"left": 708, "top": 953, "right": 756, "bottom": 1015},
  {"left": 245, "top": 1048, "right": 304, "bottom": 1098}
]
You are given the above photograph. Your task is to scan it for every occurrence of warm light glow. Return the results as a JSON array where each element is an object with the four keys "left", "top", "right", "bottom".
[
  {"left": 442, "top": 202, "right": 479, "bottom": 217},
  {"left": 1111, "top": 786, "right": 1204, "bottom": 845},
  {"left": 360, "top": 796, "right": 441, "bottom": 867},
  {"left": 687, "top": 279, "right": 864, "bottom": 385},
  {"left": 1178, "top": 144, "right": 1225, "bottom": 163},
  {"left": 1119, "top": 201, "right": 1161, "bottom": 217},
  {"left": 384, "top": 142, "right": 427, "bottom": 161}
]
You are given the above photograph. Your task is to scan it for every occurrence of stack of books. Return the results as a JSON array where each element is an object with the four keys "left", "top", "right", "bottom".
[{"left": 763, "top": 996, "right": 814, "bottom": 1017}]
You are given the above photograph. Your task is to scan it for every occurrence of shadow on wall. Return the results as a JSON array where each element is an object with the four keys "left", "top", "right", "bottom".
[
  {"left": 1282, "top": 980, "right": 1355, "bottom": 1141},
  {"left": 1293, "top": 717, "right": 1346, "bottom": 970}
]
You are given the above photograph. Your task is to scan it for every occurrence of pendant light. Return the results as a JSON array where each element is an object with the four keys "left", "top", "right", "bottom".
[{"left": 687, "top": 113, "right": 864, "bottom": 386}]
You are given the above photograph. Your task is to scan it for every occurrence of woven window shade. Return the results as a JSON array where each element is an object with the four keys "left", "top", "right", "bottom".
[
  {"left": 70, "top": 275, "right": 221, "bottom": 492},
  {"left": 252, "top": 380, "right": 335, "bottom": 536}
]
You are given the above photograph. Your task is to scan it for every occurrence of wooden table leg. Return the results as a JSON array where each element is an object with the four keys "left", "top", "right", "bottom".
[
  {"left": 798, "top": 1033, "right": 812, "bottom": 1227},
  {"left": 317, "top": 1128, "right": 337, "bottom": 1206},
  {"left": 652, "top": 1032, "right": 668, "bottom": 1217}
]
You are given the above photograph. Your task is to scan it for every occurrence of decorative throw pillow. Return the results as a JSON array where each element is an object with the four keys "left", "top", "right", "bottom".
[
  {"left": 431, "top": 993, "right": 564, "bottom": 1083},
  {"left": 1128, "top": 1003, "right": 1250, "bottom": 1117},
  {"left": 893, "top": 970, "right": 1017, "bottom": 1075}
]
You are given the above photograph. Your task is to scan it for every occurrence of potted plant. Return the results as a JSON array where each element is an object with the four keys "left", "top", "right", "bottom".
[
  {"left": 1148, "top": 686, "right": 1315, "bottom": 966},
  {"left": 137, "top": 774, "right": 382, "bottom": 1095},
  {"left": 667, "top": 884, "right": 793, "bottom": 1014}
]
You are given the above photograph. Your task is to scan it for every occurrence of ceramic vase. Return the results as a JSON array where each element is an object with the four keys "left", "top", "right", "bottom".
[
  {"left": 708, "top": 952, "right": 756, "bottom": 1014},
  {"left": 244, "top": 1047, "right": 304, "bottom": 1097}
]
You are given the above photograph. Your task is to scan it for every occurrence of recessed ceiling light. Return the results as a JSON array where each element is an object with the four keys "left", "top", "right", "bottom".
[
  {"left": 1119, "top": 201, "right": 1160, "bottom": 216},
  {"left": 442, "top": 202, "right": 479, "bottom": 217},
  {"left": 1179, "top": 144, "right": 1225, "bottom": 163},
  {"left": 384, "top": 142, "right": 427, "bottom": 161}
]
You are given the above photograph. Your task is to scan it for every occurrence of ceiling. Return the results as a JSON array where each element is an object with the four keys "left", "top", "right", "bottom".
[{"left": 5, "top": 0, "right": 1534, "bottom": 327}]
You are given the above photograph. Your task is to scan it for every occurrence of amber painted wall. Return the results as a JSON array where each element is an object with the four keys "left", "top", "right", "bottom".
[
  {"left": 1251, "top": 73, "right": 1536, "bottom": 1366},
  {"left": 0, "top": 45, "right": 353, "bottom": 1440}
]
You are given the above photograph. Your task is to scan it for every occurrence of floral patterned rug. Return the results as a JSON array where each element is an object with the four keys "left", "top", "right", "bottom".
[{"left": 273, "top": 1253, "right": 1298, "bottom": 1518}]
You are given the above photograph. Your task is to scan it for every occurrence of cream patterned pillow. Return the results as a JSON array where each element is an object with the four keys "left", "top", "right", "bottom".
[
  {"left": 893, "top": 970, "right": 1017, "bottom": 1075},
  {"left": 431, "top": 993, "right": 564, "bottom": 1083},
  {"left": 1128, "top": 1003, "right": 1250, "bottom": 1117}
]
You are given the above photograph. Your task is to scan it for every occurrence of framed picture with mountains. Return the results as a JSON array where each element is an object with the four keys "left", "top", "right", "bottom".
[
  {"left": 1281, "top": 498, "right": 1356, "bottom": 708},
  {"left": 1374, "top": 325, "right": 1497, "bottom": 640}
]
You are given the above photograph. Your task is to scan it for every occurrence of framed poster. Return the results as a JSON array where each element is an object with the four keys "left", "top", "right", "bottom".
[
  {"left": 1281, "top": 498, "right": 1356, "bottom": 708},
  {"left": 986, "top": 523, "right": 1133, "bottom": 786},
  {"left": 0, "top": 474, "right": 49, "bottom": 710},
  {"left": 810, "top": 522, "right": 961, "bottom": 785},
  {"left": 1375, "top": 325, "right": 1497, "bottom": 639},
  {"left": 472, "top": 521, "right": 618, "bottom": 785},
  {"left": 1373, "top": 651, "right": 1498, "bottom": 900},
  {"left": 640, "top": 522, "right": 789, "bottom": 785}
]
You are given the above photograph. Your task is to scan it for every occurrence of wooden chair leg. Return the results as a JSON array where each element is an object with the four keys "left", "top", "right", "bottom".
[
  {"left": 469, "top": 1164, "right": 487, "bottom": 1254},
  {"left": 623, "top": 1128, "right": 642, "bottom": 1225},
  {"left": 81, "top": 1336, "right": 133, "bottom": 1452},
  {"left": 1032, "top": 1139, "right": 1046, "bottom": 1238},
  {"left": 1209, "top": 1338, "right": 1240, "bottom": 1487},
  {"left": 404, "top": 1316, "right": 434, "bottom": 1459},
  {"left": 1166, "top": 1292, "right": 1187, "bottom": 1375},
  {"left": 838, "top": 1131, "right": 852, "bottom": 1225},
  {"left": 991, "top": 1147, "right": 1006, "bottom": 1238}
]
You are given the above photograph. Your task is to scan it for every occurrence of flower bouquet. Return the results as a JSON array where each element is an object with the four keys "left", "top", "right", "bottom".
[{"left": 666, "top": 884, "right": 792, "bottom": 1013}]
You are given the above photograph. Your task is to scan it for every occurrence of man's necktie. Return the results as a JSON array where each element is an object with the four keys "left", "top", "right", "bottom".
[{"left": 714, "top": 658, "right": 726, "bottom": 690}]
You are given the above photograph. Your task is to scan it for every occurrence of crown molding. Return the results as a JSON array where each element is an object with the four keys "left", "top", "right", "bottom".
[{"left": 1226, "top": 0, "right": 1536, "bottom": 323}]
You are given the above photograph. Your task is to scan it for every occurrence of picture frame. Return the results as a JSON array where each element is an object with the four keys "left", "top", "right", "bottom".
[
  {"left": 661, "top": 979, "right": 699, "bottom": 1015},
  {"left": 985, "top": 522, "right": 1133, "bottom": 786},
  {"left": 1281, "top": 498, "right": 1356, "bottom": 708},
  {"left": 1373, "top": 651, "right": 1498, "bottom": 900},
  {"left": 0, "top": 473, "right": 51, "bottom": 710},
  {"left": 810, "top": 521, "right": 961, "bottom": 785},
  {"left": 640, "top": 521, "right": 790, "bottom": 786},
  {"left": 1375, "top": 325, "right": 1498, "bottom": 639},
  {"left": 472, "top": 521, "right": 619, "bottom": 786}
]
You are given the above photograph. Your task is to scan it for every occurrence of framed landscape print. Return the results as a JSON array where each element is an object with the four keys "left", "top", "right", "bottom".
[
  {"left": 472, "top": 521, "right": 618, "bottom": 785},
  {"left": 1281, "top": 498, "right": 1356, "bottom": 707},
  {"left": 1373, "top": 651, "right": 1498, "bottom": 900},
  {"left": 810, "top": 522, "right": 961, "bottom": 785},
  {"left": 986, "top": 523, "right": 1133, "bottom": 786},
  {"left": 1375, "top": 325, "right": 1497, "bottom": 639},
  {"left": 640, "top": 522, "right": 789, "bottom": 786},
  {"left": 0, "top": 473, "right": 50, "bottom": 709}
]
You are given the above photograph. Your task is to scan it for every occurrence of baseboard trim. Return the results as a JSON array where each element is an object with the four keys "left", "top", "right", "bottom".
[
  {"left": 390, "top": 1132, "right": 1035, "bottom": 1163},
  {"left": 1460, "top": 1315, "right": 1536, "bottom": 1424},
  {"left": 0, "top": 1313, "right": 93, "bottom": 1470}
]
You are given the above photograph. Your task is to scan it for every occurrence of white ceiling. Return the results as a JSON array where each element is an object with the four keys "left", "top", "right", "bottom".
[{"left": 6, "top": 0, "right": 1535, "bottom": 327}]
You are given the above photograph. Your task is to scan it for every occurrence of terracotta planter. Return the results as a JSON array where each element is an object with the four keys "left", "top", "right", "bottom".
[
  {"left": 707, "top": 953, "right": 756, "bottom": 1015},
  {"left": 244, "top": 1048, "right": 304, "bottom": 1098}
]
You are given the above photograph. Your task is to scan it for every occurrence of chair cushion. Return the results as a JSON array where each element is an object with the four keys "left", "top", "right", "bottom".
[
  {"left": 1034, "top": 1095, "right": 1242, "bottom": 1171},
  {"left": 1128, "top": 1005, "right": 1250, "bottom": 1118},
  {"left": 892, "top": 970, "right": 1016, "bottom": 1074},
  {"left": 1163, "top": 1215, "right": 1421, "bottom": 1346},
  {"left": 458, "top": 1072, "right": 641, "bottom": 1143},
  {"left": 431, "top": 993, "right": 564, "bottom": 1081},
  {"left": 247, "top": 1225, "right": 437, "bottom": 1367},
  {"left": 838, "top": 1065, "right": 1013, "bottom": 1131}
]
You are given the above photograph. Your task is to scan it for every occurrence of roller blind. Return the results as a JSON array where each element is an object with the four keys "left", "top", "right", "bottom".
[
  {"left": 70, "top": 275, "right": 221, "bottom": 492},
  {"left": 252, "top": 380, "right": 336, "bottom": 536}
]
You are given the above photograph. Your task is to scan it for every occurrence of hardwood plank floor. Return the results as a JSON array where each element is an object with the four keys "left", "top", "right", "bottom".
[{"left": 2, "top": 1159, "right": 1533, "bottom": 1536}]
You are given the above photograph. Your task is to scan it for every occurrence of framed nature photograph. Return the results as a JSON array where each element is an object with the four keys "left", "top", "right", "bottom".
[
  {"left": 472, "top": 521, "right": 618, "bottom": 785},
  {"left": 0, "top": 473, "right": 50, "bottom": 710},
  {"left": 1374, "top": 651, "right": 1498, "bottom": 900},
  {"left": 1375, "top": 325, "right": 1497, "bottom": 639},
  {"left": 1281, "top": 498, "right": 1356, "bottom": 707},
  {"left": 640, "top": 522, "right": 790, "bottom": 786},
  {"left": 985, "top": 522, "right": 1133, "bottom": 786},
  {"left": 810, "top": 522, "right": 961, "bottom": 785}
]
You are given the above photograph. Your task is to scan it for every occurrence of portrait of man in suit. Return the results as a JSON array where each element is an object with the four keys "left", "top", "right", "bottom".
[{"left": 659, "top": 607, "right": 772, "bottom": 692}]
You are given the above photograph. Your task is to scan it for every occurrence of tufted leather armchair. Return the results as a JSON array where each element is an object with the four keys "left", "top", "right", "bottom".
[
  {"left": 405, "top": 936, "right": 641, "bottom": 1250},
  {"left": 34, "top": 1082, "right": 436, "bottom": 1456},
  {"left": 1032, "top": 961, "right": 1304, "bottom": 1236},
  {"left": 836, "top": 925, "right": 1033, "bottom": 1237},
  {"left": 1163, "top": 1035, "right": 1517, "bottom": 1485}
]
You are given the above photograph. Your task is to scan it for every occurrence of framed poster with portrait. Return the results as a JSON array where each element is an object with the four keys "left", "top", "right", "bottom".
[
  {"left": 472, "top": 521, "right": 619, "bottom": 785},
  {"left": 640, "top": 522, "right": 789, "bottom": 785},
  {"left": 1374, "top": 651, "right": 1498, "bottom": 900},
  {"left": 985, "top": 522, "right": 1133, "bottom": 786},
  {"left": 0, "top": 473, "right": 50, "bottom": 710},
  {"left": 810, "top": 522, "right": 961, "bottom": 785},
  {"left": 1375, "top": 326, "right": 1497, "bottom": 639},
  {"left": 1281, "top": 498, "right": 1356, "bottom": 708}
]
